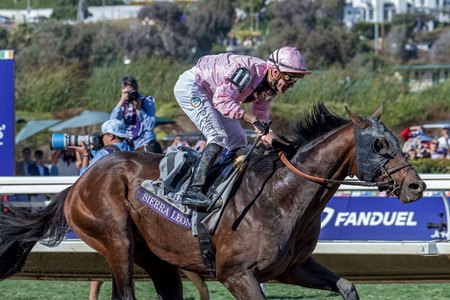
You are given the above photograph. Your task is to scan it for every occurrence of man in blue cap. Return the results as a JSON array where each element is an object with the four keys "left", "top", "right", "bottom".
[{"left": 70, "top": 119, "right": 134, "bottom": 176}]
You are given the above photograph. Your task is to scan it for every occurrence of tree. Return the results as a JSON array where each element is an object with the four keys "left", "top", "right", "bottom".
[
  {"left": 137, "top": 3, "right": 194, "bottom": 60},
  {"left": 0, "top": 28, "right": 9, "bottom": 49},
  {"left": 431, "top": 28, "right": 450, "bottom": 64},
  {"left": 186, "top": 0, "right": 235, "bottom": 56},
  {"left": 51, "top": 0, "right": 82, "bottom": 21},
  {"left": 256, "top": 0, "right": 353, "bottom": 69}
]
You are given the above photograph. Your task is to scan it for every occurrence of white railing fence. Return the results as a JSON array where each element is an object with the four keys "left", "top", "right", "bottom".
[{"left": 1, "top": 174, "right": 450, "bottom": 256}]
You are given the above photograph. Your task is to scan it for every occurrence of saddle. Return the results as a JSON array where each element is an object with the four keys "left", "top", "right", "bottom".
[
  {"left": 136, "top": 145, "right": 246, "bottom": 277},
  {"left": 157, "top": 145, "right": 240, "bottom": 202},
  {"left": 137, "top": 145, "right": 246, "bottom": 230}
]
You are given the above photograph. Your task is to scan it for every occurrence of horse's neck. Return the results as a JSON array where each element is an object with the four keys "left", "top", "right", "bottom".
[
  {"left": 299, "top": 123, "right": 355, "bottom": 181},
  {"left": 277, "top": 123, "right": 356, "bottom": 214}
]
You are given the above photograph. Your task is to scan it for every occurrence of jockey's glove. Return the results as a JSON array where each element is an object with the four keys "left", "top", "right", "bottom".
[{"left": 253, "top": 119, "right": 271, "bottom": 135}]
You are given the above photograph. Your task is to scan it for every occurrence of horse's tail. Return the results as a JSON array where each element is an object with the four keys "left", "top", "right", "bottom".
[{"left": 0, "top": 186, "right": 71, "bottom": 280}]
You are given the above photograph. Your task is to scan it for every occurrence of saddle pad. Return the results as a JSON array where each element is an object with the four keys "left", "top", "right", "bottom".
[{"left": 135, "top": 187, "right": 192, "bottom": 229}]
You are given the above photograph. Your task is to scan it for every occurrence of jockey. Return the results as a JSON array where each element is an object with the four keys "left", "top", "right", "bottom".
[{"left": 174, "top": 46, "right": 312, "bottom": 208}]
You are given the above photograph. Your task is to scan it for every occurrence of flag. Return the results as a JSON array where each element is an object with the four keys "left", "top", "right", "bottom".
[{"left": 0, "top": 50, "right": 14, "bottom": 60}]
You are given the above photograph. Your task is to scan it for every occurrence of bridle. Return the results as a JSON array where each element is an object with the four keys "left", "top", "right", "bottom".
[
  {"left": 278, "top": 151, "right": 412, "bottom": 193},
  {"left": 379, "top": 161, "right": 413, "bottom": 196},
  {"left": 277, "top": 120, "right": 414, "bottom": 194}
]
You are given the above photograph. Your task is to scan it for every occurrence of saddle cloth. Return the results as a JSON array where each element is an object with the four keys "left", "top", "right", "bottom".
[{"left": 137, "top": 145, "right": 246, "bottom": 235}]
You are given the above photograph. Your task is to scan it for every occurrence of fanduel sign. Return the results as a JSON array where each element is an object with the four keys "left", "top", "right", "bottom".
[
  {"left": 320, "top": 193, "right": 447, "bottom": 241},
  {"left": 0, "top": 50, "right": 15, "bottom": 175}
]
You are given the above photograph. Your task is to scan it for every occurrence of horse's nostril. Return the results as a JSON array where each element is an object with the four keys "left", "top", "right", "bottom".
[{"left": 409, "top": 181, "right": 426, "bottom": 193}]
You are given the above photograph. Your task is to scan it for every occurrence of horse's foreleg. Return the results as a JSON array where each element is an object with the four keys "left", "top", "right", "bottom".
[
  {"left": 276, "top": 256, "right": 359, "bottom": 300},
  {"left": 218, "top": 271, "right": 265, "bottom": 300}
]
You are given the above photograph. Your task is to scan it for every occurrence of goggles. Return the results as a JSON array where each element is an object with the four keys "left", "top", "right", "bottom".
[{"left": 282, "top": 73, "right": 304, "bottom": 85}]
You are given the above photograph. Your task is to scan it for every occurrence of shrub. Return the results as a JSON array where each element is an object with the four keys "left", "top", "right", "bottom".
[{"left": 410, "top": 159, "right": 450, "bottom": 173}]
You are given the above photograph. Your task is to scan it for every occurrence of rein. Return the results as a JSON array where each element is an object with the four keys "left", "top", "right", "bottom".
[{"left": 278, "top": 151, "right": 391, "bottom": 188}]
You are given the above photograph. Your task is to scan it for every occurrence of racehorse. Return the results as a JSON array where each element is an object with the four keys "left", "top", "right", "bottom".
[{"left": 0, "top": 103, "right": 426, "bottom": 300}]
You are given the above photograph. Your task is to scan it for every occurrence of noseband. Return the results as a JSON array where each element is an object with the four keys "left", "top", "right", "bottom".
[{"left": 379, "top": 161, "right": 413, "bottom": 197}]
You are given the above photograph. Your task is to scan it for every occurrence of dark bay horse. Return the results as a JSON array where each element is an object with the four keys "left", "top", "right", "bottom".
[{"left": 0, "top": 104, "right": 426, "bottom": 299}]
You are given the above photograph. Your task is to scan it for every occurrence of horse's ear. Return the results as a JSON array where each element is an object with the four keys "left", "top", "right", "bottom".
[
  {"left": 345, "top": 106, "right": 367, "bottom": 128},
  {"left": 372, "top": 102, "right": 384, "bottom": 120}
]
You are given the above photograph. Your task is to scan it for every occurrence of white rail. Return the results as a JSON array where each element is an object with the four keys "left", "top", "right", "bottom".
[
  {"left": 30, "top": 240, "right": 450, "bottom": 256},
  {"left": 1, "top": 175, "right": 450, "bottom": 256},
  {"left": 1, "top": 174, "right": 450, "bottom": 193}
]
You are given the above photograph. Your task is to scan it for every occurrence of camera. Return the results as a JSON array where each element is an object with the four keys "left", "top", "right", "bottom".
[
  {"left": 50, "top": 133, "right": 103, "bottom": 151},
  {"left": 126, "top": 90, "right": 139, "bottom": 103}
]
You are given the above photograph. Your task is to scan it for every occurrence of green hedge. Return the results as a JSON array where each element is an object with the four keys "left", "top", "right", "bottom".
[{"left": 410, "top": 159, "right": 450, "bottom": 174}]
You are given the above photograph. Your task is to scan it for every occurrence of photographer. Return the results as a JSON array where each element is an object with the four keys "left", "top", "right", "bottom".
[
  {"left": 69, "top": 119, "right": 134, "bottom": 176},
  {"left": 110, "top": 76, "right": 163, "bottom": 153}
]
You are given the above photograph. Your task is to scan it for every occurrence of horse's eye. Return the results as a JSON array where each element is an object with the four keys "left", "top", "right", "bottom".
[{"left": 373, "top": 138, "right": 389, "bottom": 155}]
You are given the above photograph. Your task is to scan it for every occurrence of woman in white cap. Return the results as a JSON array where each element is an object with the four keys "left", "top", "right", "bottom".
[
  {"left": 173, "top": 46, "right": 312, "bottom": 208},
  {"left": 70, "top": 119, "right": 134, "bottom": 176}
]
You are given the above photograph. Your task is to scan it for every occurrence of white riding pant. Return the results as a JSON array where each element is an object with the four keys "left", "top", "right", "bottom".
[{"left": 174, "top": 68, "right": 247, "bottom": 151}]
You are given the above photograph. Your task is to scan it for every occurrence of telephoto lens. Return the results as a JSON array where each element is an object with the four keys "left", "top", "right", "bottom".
[{"left": 50, "top": 134, "right": 92, "bottom": 150}]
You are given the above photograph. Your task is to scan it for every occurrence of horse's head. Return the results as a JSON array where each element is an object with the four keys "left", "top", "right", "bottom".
[{"left": 346, "top": 104, "right": 426, "bottom": 203}]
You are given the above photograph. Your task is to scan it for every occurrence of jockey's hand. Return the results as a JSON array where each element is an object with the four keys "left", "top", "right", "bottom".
[
  {"left": 253, "top": 119, "right": 271, "bottom": 135},
  {"left": 261, "top": 131, "right": 276, "bottom": 148}
]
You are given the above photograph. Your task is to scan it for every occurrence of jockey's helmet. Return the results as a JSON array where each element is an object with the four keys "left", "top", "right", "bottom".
[{"left": 267, "top": 46, "right": 312, "bottom": 75}]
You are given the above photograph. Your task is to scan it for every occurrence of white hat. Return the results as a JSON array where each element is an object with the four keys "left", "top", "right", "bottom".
[{"left": 101, "top": 119, "right": 127, "bottom": 138}]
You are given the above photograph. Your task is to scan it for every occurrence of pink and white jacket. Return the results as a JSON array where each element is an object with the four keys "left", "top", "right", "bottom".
[{"left": 194, "top": 53, "right": 273, "bottom": 121}]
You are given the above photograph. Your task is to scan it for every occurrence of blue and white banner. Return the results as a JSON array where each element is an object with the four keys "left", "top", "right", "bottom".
[
  {"left": 0, "top": 50, "right": 15, "bottom": 176},
  {"left": 320, "top": 191, "right": 448, "bottom": 241}
]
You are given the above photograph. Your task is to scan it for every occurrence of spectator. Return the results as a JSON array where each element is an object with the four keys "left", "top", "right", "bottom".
[
  {"left": 171, "top": 134, "right": 191, "bottom": 148},
  {"left": 407, "top": 147, "right": 418, "bottom": 160},
  {"left": 400, "top": 126, "right": 423, "bottom": 154},
  {"left": 429, "top": 139, "right": 440, "bottom": 159},
  {"left": 173, "top": 46, "right": 312, "bottom": 207},
  {"left": 436, "top": 147, "right": 448, "bottom": 159},
  {"left": 414, "top": 139, "right": 431, "bottom": 159},
  {"left": 28, "top": 150, "right": 50, "bottom": 202},
  {"left": 70, "top": 119, "right": 134, "bottom": 176},
  {"left": 48, "top": 151, "right": 60, "bottom": 176},
  {"left": 28, "top": 150, "right": 50, "bottom": 176},
  {"left": 399, "top": 125, "right": 423, "bottom": 143},
  {"left": 89, "top": 281, "right": 103, "bottom": 300},
  {"left": 15, "top": 147, "right": 33, "bottom": 176},
  {"left": 428, "top": 139, "right": 447, "bottom": 160},
  {"left": 52, "top": 149, "right": 80, "bottom": 176},
  {"left": 437, "top": 125, "right": 450, "bottom": 158},
  {"left": 110, "top": 76, "right": 163, "bottom": 153}
]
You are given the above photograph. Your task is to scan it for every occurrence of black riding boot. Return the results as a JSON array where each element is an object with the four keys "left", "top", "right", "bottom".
[{"left": 182, "top": 143, "right": 223, "bottom": 208}]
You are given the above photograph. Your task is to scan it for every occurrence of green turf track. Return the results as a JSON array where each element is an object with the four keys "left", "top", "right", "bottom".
[{"left": 2, "top": 280, "right": 450, "bottom": 299}]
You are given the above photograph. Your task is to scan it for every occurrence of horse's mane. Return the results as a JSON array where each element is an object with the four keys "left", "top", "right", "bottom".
[
  {"left": 290, "top": 103, "right": 350, "bottom": 148},
  {"left": 244, "top": 103, "right": 350, "bottom": 173}
]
